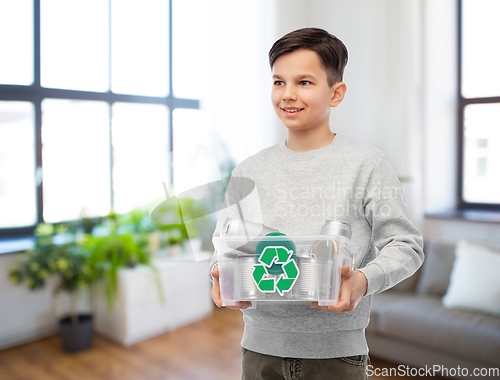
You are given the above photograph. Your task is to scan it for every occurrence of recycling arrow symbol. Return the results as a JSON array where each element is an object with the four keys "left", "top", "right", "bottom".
[{"left": 252, "top": 246, "right": 300, "bottom": 296}]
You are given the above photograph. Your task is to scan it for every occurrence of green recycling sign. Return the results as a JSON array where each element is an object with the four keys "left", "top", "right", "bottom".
[{"left": 252, "top": 246, "right": 300, "bottom": 296}]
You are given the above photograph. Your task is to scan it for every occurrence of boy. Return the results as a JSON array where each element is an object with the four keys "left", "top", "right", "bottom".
[{"left": 209, "top": 27, "right": 424, "bottom": 380}]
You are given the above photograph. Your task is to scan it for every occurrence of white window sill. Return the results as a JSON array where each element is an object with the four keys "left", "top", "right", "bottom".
[
  {"left": 0, "top": 237, "right": 35, "bottom": 255},
  {"left": 426, "top": 209, "right": 500, "bottom": 223}
]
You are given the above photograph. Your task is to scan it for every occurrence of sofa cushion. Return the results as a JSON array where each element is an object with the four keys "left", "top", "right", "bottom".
[
  {"left": 443, "top": 239, "right": 500, "bottom": 317},
  {"left": 416, "top": 240, "right": 455, "bottom": 296},
  {"left": 376, "top": 294, "right": 500, "bottom": 367}
]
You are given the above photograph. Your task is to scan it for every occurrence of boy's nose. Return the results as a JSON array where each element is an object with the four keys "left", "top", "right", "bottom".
[
  {"left": 283, "top": 92, "right": 297, "bottom": 101},
  {"left": 282, "top": 87, "right": 297, "bottom": 101}
]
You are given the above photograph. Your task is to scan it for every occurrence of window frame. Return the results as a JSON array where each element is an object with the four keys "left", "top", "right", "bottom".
[
  {"left": 457, "top": 0, "right": 500, "bottom": 211},
  {"left": 0, "top": 0, "right": 199, "bottom": 237}
]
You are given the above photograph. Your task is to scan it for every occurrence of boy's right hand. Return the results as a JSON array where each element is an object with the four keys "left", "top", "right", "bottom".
[{"left": 211, "top": 266, "right": 252, "bottom": 310}]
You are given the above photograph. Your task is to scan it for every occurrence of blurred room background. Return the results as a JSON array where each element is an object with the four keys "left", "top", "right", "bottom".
[{"left": 0, "top": 0, "right": 499, "bottom": 379}]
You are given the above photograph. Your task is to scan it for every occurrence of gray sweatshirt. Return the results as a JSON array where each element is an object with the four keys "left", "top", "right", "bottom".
[{"left": 209, "top": 133, "right": 424, "bottom": 359}]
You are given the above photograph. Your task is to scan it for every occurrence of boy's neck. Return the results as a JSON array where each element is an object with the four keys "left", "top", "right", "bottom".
[{"left": 285, "top": 129, "right": 336, "bottom": 153}]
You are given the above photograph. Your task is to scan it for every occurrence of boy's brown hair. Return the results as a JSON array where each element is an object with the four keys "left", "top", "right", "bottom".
[{"left": 268, "top": 27, "right": 348, "bottom": 87}]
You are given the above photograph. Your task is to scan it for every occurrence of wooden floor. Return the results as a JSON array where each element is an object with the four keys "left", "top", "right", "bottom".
[{"left": 0, "top": 306, "right": 443, "bottom": 380}]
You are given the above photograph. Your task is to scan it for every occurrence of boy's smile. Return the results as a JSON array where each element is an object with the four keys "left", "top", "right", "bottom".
[{"left": 271, "top": 49, "right": 345, "bottom": 135}]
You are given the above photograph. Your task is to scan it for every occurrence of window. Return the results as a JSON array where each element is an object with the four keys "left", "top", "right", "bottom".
[
  {"left": 0, "top": 0, "right": 200, "bottom": 237},
  {"left": 458, "top": 0, "right": 500, "bottom": 210}
]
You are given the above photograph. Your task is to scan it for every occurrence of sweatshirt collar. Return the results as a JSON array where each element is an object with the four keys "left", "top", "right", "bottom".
[{"left": 276, "top": 133, "right": 340, "bottom": 161}]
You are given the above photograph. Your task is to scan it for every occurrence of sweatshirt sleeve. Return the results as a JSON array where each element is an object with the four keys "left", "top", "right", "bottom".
[
  {"left": 207, "top": 166, "right": 243, "bottom": 282},
  {"left": 357, "top": 154, "right": 424, "bottom": 296}
]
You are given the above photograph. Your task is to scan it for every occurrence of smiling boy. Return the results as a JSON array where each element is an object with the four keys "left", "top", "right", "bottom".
[
  {"left": 209, "top": 27, "right": 424, "bottom": 380},
  {"left": 272, "top": 48, "right": 346, "bottom": 153}
]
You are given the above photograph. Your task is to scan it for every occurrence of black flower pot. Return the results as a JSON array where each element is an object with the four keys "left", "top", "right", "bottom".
[{"left": 58, "top": 314, "right": 93, "bottom": 353}]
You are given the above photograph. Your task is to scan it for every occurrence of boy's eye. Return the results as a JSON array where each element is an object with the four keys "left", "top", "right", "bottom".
[{"left": 273, "top": 80, "right": 311, "bottom": 86}]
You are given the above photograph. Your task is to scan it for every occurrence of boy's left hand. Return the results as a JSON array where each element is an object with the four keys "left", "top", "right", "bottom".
[{"left": 310, "top": 264, "right": 368, "bottom": 313}]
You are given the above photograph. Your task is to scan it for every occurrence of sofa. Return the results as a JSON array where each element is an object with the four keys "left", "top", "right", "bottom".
[{"left": 366, "top": 239, "right": 500, "bottom": 379}]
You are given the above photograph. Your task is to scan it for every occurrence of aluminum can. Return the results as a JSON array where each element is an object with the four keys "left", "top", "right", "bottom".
[
  {"left": 320, "top": 220, "right": 352, "bottom": 239},
  {"left": 235, "top": 255, "right": 259, "bottom": 300},
  {"left": 221, "top": 217, "right": 278, "bottom": 254},
  {"left": 292, "top": 256, "right": 318, "bottom": 299}
]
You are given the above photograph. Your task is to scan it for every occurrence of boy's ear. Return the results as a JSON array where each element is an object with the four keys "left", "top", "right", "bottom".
[{"left": 330, "top": 82, "right": 347, "bottom": 108}]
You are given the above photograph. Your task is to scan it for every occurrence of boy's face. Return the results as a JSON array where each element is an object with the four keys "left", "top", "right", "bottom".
[{"left": 271, "top": 49, "right": 345, "bottom": 133}]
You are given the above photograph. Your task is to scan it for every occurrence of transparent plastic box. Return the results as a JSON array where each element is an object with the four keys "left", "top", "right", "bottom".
[{"left": 213, "top": 234, "right": 358, "bottom": 307}]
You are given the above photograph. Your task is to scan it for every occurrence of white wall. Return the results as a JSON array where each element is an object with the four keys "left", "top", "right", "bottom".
[{"left": 422, "top": 0, "right": 459, "bottom": 214}]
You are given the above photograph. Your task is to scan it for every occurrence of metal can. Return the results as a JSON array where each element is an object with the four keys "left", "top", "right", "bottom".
[
  {"left": 320, "top": 220, "right": 352, "bottom": 239},
  {"left": 292, "top": 256, "right": 318, "bottom": 300},
  {"left": 221, "top": 217, "right": 279, "bottom": 255},
  {"left": 235, "top": 255, "right": 259, "bottom": 300}
]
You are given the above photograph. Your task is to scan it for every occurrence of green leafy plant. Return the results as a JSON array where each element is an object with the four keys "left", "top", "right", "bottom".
[
  {"left": 9, "top": 209, "right": 167, "bottom": 317},
  {"left": 10, "top": 200, "right": 213, "bottom": 318},
  {"left": 9, "top": 223, "right": 104, "bottom": 326},
  {"left": 84, "top": 210, "right": 165, "bottom": 311}
]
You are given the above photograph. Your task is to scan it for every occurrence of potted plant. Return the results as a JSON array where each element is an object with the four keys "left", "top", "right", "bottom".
[
  {"left": 8, "top": 223, "right": 104, "bottom": 353},
  {"left": 84, "top": 211, "right": 165, "bottom": 311}
]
